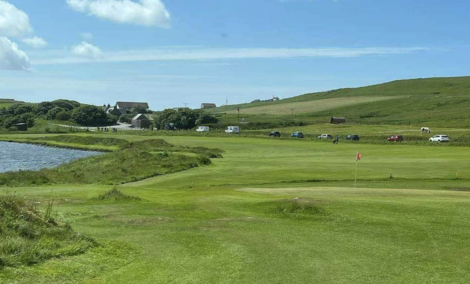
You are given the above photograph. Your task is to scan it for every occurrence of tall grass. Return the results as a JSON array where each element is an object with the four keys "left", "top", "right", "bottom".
[{"left": 0, "top": 192, "right": 96, "bottom": 268}]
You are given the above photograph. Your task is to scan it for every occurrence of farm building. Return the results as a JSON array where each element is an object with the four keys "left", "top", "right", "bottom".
[
  {"left": 131, "top": 114, "right": 151, "bottom": 129},
  {"left": 14, "top": 123, "right": 28, "bottom": 131},
  {"left": 331, "top": 117, "right": 346, "bottom": 124},
  {"left": 201, "top": 103, "right": 217, "bottom": 109},
  {"left": 115, "top": 102, "right": 149, "bottom": 113}
]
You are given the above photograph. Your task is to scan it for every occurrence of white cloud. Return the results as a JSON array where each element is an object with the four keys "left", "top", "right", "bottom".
[
  {"left": 22, "top": 36, "right": 48, "bottom": 48},
  {"left": 0, "top": 37, "right": 30, "bottom": 71},
  {"left": 72, "top": 41, "right": 102, "bottom": 59},
  {"left": 66, "top": 0, "right": 171, "bottom": 28},
  {"left": 32, "top": 46, "right": 428, "bottom": 65},
  {"left": 80, "top": 32, "right": 94, "bottom": 41},
  {"left": 0, "top": 1, "right": 33, "bottom": 37}
]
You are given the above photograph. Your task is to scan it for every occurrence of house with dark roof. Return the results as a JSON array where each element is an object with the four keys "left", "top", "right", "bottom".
[
  {"left": 115, "top": 102, "right": 149, "bottom": 113},
  {"left": 201, "top": 103, "right": 217, "bottom": 109}
]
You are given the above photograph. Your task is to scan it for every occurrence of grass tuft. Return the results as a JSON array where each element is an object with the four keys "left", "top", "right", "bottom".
[
  {"left": 263, "top": 198, "right": 327, "bottom": 219},
  {"left": 93, "top": 188, "right": 141, "bottom": 202}
]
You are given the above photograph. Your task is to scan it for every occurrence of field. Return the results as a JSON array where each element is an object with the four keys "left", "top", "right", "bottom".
[
  {"left": 2, "top": 132, "right": 470, "bottom": 283},
  {"left": 224, "top": 96, "right": 398, "bottom": 116}
]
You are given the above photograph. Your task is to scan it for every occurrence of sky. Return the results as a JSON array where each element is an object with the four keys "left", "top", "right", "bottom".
[{"left": 1, "top": 0, "right": 470, "bottom": 110}]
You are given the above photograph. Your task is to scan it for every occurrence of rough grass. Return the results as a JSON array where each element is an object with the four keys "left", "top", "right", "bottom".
[
  {"left": 92, "top": 188, "right": 141, "bottom": 202},
  {"left": 0, "top": 138, "right": 222, "bottom": 187},
  {"left": 0, "top": 192, "right": 96, "bottom": 268},
  {"left": 261, "top": 198, "right": 327, "bottom": 219}
]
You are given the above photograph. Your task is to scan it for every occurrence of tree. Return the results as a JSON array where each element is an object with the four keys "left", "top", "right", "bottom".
[
  {"left": 55, "top": 110, "right": 71, "bottom": 121},
  {"left": 154, "top": 109, "right": 218, "bottom": 130},
  {"left": 46, "top": 107, "right": 66, "bottom": 120},
  {"left": 71, "top": 105, "right": 114, "bottom": 126}
]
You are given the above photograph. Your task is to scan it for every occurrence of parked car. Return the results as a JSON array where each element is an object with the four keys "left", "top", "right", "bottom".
[
  {"left": 196, "top": 126, "right": 210, "bottom": 132},
  {"left": 429, "top": 135, "right": 450, "bottom": 143},
  {"left": 318, "top": 134, "right": 333, "bottom": 139},
  {"left": 387, "top": 135, "right": 404, "bottom": 142},
  {"left": 291, "top": 132, "right": 304, "bottom": 139},
  {"left": 225, "top": 126, "right": 240, "bottom": 134},
  {"left": 269, "top": 131, "right": 281, "bottom": 138},
  {"left": 345, "top": 134, "right": 360, "bottom": 141}
]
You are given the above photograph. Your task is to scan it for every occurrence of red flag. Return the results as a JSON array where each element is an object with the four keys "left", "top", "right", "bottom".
[{"left": 356, "top": 152, "right": 362, "bottom": 161}]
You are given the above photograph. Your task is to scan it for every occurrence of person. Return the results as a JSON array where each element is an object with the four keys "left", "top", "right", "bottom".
[{"left": 333, "top": 135, "right": 339, "bottom": 144}]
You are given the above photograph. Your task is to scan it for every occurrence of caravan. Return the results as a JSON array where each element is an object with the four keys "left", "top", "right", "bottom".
[
  {"left": 225, "top": 126, "right": 240, "bottom": 134},
  {"left": 196, "top": 126, "right": 210, "bottom": 132}
]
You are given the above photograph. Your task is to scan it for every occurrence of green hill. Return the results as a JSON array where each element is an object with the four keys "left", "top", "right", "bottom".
[{"left": 210, "top": 76, "right": 470, "bottom": 128}]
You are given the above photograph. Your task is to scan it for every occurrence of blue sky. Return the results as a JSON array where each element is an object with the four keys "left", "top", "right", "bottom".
[{"left": 1, "top": 0, "right": 470, "bottom": 109}]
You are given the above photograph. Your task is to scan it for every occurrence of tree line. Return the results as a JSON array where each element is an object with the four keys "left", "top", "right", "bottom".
[{"left": 0, "top": 100, "right": 118, "bottom": 130}]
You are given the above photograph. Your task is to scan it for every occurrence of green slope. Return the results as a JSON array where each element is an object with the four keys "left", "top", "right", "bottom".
[{"left": 209, "top": 76, "right": 470, "bottom": 127}]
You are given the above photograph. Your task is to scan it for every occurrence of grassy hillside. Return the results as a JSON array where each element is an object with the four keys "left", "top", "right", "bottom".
[{"left": 209, "top": 76, "right": 470, "bottom": 128}]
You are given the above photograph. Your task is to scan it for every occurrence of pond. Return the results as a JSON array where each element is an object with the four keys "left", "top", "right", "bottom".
[{"left": 0, "top": 142, "right": 102, "bottom": 173}]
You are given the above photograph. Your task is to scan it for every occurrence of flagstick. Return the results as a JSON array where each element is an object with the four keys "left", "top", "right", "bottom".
[{"left": 354, "top": 159, "right": 358, "bottom": 188}]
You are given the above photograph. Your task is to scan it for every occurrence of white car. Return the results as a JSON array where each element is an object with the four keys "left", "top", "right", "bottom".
[
  {"left": 429, "top": 135, "right": 450, "bottom": 143},
  {"left": 318, "top": 134, "right": 333, "bottom": 139},
  {"left": 196, "top": 126, "right": 210, "bottom": 132}
]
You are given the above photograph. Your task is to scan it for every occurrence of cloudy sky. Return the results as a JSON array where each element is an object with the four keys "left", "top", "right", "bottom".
[{"left": 1, "top": 0, "right": 470, "bottom": 109}]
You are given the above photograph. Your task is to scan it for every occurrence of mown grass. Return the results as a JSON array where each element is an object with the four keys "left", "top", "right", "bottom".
[
  {"left": 0, "top": 192, "right": 96, "bottom": 268},
  {"left": 1, "top": 134, "right": 470, "bottom": 283}
]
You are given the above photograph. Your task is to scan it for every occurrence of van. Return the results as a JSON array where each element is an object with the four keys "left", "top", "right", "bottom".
[
  {"left": 196, "top": 126, "right": 210, "bottom": 132},
  {"left": 225, "top": 126, "right": 240, "bottom": 134}
]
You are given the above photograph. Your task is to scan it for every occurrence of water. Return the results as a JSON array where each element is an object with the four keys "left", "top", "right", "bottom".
[{"left": 0, "top": 142, "right": 102, "bottom": 173}]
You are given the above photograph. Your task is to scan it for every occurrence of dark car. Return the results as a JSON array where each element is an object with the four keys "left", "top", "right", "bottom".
[
  {"left": 291, "top": 132, "right": 304, "bottom": 139},
  {"left": 269, "top": 131, "right": 281, "bottom": 138},
  {"left": 387, "top": 135, "right": 404, "bottom": 142},
  {"left": 345, "top": 134, "right": 360, "bottom": 141}
]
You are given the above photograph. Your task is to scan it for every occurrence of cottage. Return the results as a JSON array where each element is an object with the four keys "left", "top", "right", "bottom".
[
  {"left": 115, "top": 102, "right": 149, "bottom": 113},
  {"left": 14, "top": 123, "right": 28, "bottom": 131},
  {"left": 330, "top": 117, "right": 346, "bottom": 124},
  {"left": 201, "top": 103, "right": 217, "bottom": 109},
  {"left": 131, "top": 114, "right": 151, "bottom": 129}
]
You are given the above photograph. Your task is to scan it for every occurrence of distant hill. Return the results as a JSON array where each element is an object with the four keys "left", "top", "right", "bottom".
[{"left": 209, "top": 77, "right": 470, "bottom": 128}]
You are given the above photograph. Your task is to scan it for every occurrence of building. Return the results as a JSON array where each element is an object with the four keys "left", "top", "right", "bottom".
[
  {"left": 330, "top": 117, "right": 346, "bottom": 124},
  {"left": 115, "top": 102, "right": 150, "bottom": 113},
  {"left": 131, "top": 114, "right": 151, "bottom": 129},
  {"left": 201, "top": 103, "right": 217, "bottom": 109},
  {"left": 14, "top": 123, "right": 28, "bottom": 131}
]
